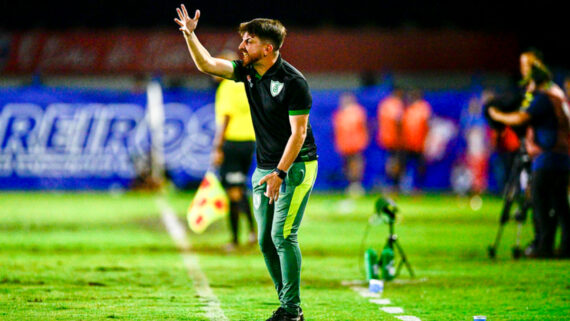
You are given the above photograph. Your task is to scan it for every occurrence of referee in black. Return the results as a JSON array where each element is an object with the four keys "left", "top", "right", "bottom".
[{"left": 175, "top": 5, "right": 318, "bottom": 321}]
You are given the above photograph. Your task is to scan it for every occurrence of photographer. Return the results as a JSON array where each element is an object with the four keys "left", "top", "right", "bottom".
[
  {"left": 484, "top": 88, "right": 522, "bottom": 193},
  {"left": 488, "top": 51, "right": 570, "bottom": 258}
]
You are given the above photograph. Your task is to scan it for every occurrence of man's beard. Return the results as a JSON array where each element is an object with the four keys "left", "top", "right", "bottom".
[{"left": 241, "top": 51, "right": 261, "bottom": 66}]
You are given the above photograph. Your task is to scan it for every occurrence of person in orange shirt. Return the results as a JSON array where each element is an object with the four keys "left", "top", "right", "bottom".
[
  {"left": 488, "top": 92, "right": 521, "bottom": 193},
  {"left": 401, "top": 89, "right": 432, "bottom": 191},
  {"left": 333, "top": 92, "right": 369, "bottom": 196},
  {"left": 377, "top": 87, "right": 405, "bottom": 190}
]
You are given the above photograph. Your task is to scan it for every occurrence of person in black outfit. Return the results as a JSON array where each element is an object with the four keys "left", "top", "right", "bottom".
[
  {"left": 211, "top": 50, "right": 257, "bottom": 252},
  {"left": 175, "top": 4, "right": 317, "bottom": 320},
  {"left": 489, "top": 51, "right": 570, "bottom": 258}
]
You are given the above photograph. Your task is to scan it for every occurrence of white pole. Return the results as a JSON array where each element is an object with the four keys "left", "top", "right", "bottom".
[{"left": 146, "top": 80, "right": 165, "bottom": 183}]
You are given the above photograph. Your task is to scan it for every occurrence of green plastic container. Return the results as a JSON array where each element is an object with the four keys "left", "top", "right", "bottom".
[
  {"left": 364, "top": 248, "right": 379, "bottom": 281},
  {"left": 380, "top": 243, "right": 396, "bottom": 281}
]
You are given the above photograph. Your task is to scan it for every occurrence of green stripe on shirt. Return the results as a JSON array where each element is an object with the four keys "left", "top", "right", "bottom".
[{"left": 289, "top": 109, "right": 310, "bottom": 115}]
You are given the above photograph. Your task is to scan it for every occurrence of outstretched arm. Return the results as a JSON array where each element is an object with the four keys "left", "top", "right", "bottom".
[
  {"left": 174, "top": 4, "right": 235, "bottom": 79},
  {"left": 488, "top": 107, "right": 530, "bottom": 126}
]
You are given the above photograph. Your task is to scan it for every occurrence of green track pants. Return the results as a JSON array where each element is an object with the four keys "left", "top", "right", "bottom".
[{"left": 251, "top": 161, "right": 318, "bottom": 314}]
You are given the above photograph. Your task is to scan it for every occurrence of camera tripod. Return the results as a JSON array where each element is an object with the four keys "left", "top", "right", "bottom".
[
  {"left": 364, "top": 197, "right": 414, "bottom": 281},
  {"left": 384, "top": 215, "right": 415, "bottom": 279},
  {"left": 488, "top": 140, "right": 532, "bottom": 259}
]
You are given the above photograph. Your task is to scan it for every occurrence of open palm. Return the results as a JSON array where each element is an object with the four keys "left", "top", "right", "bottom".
[{"left": 174, "top": 4, "right": 200, "bottom": 36}]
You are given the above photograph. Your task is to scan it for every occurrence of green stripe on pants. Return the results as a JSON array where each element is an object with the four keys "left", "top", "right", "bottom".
[{"left": 252, "top": 161, "right": 318, "bottom": 314}]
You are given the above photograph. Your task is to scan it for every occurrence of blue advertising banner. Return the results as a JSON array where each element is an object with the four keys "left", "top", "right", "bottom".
[
  {"left": 0, "top": 86, "right": 216, "bottom": 190},
  {"left": 0, "top": 84, "right": 484, "bottom": 191}
]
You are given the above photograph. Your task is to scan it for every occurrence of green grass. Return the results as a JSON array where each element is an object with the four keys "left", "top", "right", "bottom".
[{"left": 0, "top": 191, "right": 569, "bottom": 320}]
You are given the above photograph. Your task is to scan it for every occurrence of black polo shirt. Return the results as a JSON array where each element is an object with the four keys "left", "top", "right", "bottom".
[
  {"left": 523, "top": 89, "right": 570, "bottom": 171},
  {"left": 231, "top": 55, "right": 318, "bottom": 169}
]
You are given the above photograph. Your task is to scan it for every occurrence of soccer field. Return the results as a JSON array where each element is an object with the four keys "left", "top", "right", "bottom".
[{"left": 0, "top": 191, "right": 568, "bottom": 320}]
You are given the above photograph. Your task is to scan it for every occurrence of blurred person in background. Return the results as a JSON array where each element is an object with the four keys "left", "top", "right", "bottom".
[
  {"left": 401, "top": 88, "right": 432, "bottom": 192},
  {"left": 377, "top": 87, "right": 405, "bottom": 192},
  {"left": 332, "top": 92, "right": 369, "bottom": 197},
  {"left": 176, "top": 5, "right": 318, "bottom": 320},
  {"left": 211, "top": 50, "right": 257, "bottom": 252},
  {"left": 483, "top": 84, "right": 523, "bottom": 193},
  {"left": 489, "top": 121, "right": 521, "bottom": 193},
  {"left": 459, "top": 91, "right": 491, "bottom": 194},
  {"left": 489, "top": 50, "right": 570, "bottom": 258}
]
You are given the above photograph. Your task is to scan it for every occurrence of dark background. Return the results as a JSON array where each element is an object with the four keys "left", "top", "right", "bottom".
[{"left": 1, "top": 0, "right": 567, "bottom": 69}]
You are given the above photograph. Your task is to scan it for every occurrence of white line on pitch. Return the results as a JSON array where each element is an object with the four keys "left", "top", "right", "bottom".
[
  {"left": 381, "top": 307, "right": 404, "bottom": 314},
  {"left": 369, "top": 299, "right": 391, "bottom": 305},
  {"left": 344, "top": 280, "right": 422, "bottom": 321},
  {"left": 395, "top": 316, "right": 422, "bottom": 321},
  {"left": 156, "top": 197, "right": 228, "bottom": 321}
]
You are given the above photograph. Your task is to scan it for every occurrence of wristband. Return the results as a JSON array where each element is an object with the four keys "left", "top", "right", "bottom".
[{"left": 273, "top": 168, "right": 287, "bottom": 179}]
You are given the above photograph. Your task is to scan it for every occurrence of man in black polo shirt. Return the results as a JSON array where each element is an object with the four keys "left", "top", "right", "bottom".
[{"left": 175, "top": 5, "right": 317, "bottom": 321}]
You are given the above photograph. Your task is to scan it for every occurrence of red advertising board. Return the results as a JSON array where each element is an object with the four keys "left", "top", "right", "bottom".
[{"left": 0, "top": 29, "right": 519, "bottom": 74}]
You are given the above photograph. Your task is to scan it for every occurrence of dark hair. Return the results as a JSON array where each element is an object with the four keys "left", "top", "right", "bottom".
[
  {"left": 530, "top": 63, "right": 552, "bottom": 86},
  {"left": 238, "top": 18, "right": 287, "bottom": 50}
]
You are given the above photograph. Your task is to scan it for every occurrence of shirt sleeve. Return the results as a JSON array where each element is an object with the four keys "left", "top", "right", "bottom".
[
  {"left": 286, "top": 78, "right": 312, "bottom": 115},
  {"left": 231, "top": 60, "right": 245, "bottom": 83},
  {"left": 525, "top": 93, "right": 549, "bottom": 120}
]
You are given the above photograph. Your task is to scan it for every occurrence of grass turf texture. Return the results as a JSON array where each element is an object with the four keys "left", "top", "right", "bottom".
[{"left": 0, "top": 192, "right": 568, "bottom": 320}]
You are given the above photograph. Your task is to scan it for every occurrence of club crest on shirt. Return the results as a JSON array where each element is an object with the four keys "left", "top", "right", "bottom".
[
  {"left": 246, "top": 75, "right": 253, "bottom": 88},
  {"left": 270, "top": 80, "right": 284, "bottom": 97}
]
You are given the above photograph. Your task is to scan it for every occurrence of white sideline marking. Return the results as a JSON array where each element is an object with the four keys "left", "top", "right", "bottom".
[
  {"left": 381, "top": 307, "right": 404, "bottom": 314},
  {"left": 396, "top": 316, "right": 422, "bottom": 321},
  {"left": 369, "top": 299, "right": 391, "bottom": 305},
  {"left": 344, "top": 280, "right": 422, "bottom": 321},
  {"left": 156, "top": 198, "right": 228, "bottom": 321}
]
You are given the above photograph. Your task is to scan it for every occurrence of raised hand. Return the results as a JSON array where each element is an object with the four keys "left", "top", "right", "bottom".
[{"left": 174, "top": 4, "right": 200, "bottom": 36}]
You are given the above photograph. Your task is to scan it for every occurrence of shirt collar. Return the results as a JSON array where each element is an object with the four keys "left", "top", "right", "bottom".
[
  {"left": 262, "top": 54, "right": 282, "bottom": 78},
  {"left": 246, "top": 54, "right": 282, "bottom": 80}
]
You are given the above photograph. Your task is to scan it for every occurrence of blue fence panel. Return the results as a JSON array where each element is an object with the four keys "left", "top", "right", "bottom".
[
  {"left": 0, "top": 86, "right": 215, "bottom": 190},
  {"left": 0, "top": 84, "right": 485, "bottom": 191}
]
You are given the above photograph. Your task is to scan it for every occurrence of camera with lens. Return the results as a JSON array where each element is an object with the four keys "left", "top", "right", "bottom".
[
  {"left": 483, "top": 90, "right": 528, "bottom": 138},
  {"left": 375, "top": 196, "right": 398, "bottom": 223}
]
